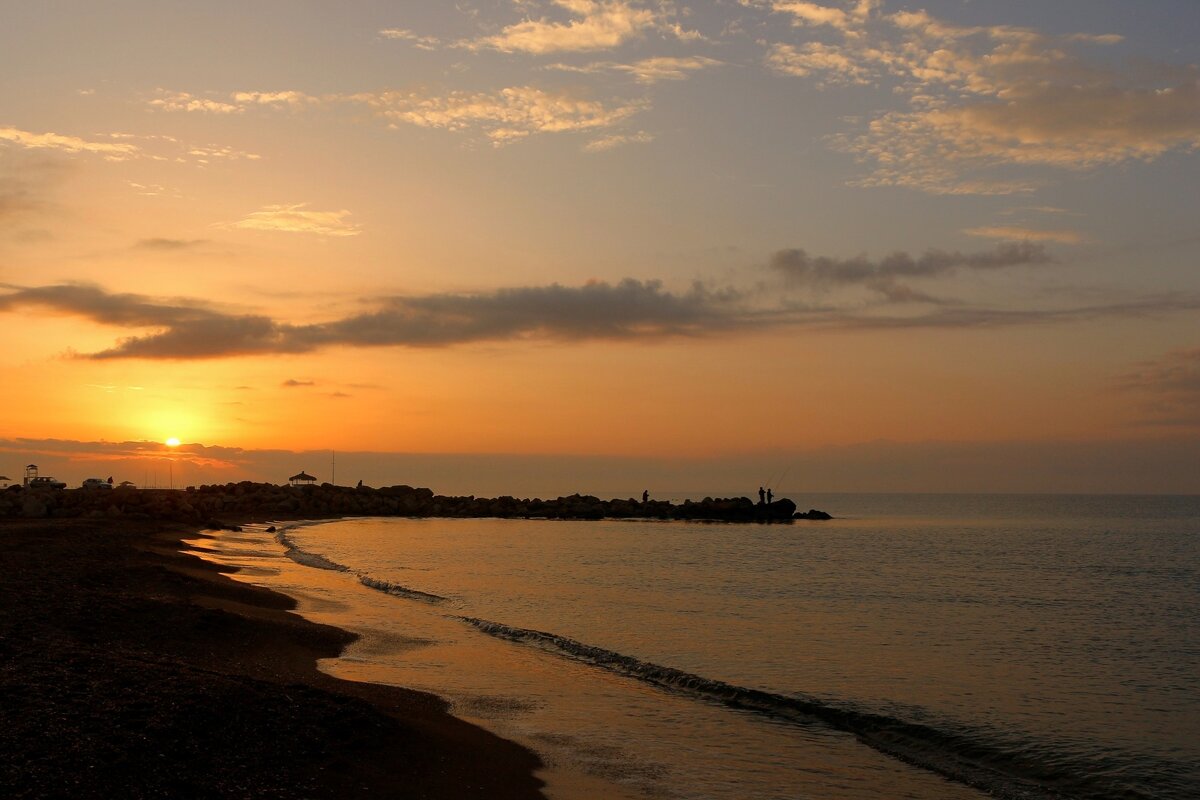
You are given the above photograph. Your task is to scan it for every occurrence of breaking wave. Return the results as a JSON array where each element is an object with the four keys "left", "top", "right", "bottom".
[
  {"left": 459, "top": 617, "right": 1160, "bottom": 800},
  {"left": 357, "top": 576, "right": 447, "bottom": 603},
  {"left": 274, "top": 525, "right": 446, "bottom": 604}
]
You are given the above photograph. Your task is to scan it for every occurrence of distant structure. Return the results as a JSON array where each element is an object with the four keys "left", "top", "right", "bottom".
[
  {"left": 24, "top": 464, "right": 39, "bottom": 488},
  {"left": 288, "top": 470, "right": 317, "bottom": 487},
  {"left": 0, "top": 475, "right": 10, "bottom": 489}
]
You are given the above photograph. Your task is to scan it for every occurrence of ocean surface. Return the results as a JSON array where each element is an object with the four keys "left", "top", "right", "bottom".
[{"left": 190, "top": 493, "right": 1200, "bottom": 799}]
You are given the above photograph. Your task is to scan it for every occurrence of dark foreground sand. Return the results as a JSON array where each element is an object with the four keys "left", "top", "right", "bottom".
[{"left": 0, "top": 518, "right": 545, "bottom": 799}]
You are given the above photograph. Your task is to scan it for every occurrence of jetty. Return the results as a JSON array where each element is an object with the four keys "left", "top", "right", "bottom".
[{"left": 0, "top": 482, "right": 832, "bottom": 523}]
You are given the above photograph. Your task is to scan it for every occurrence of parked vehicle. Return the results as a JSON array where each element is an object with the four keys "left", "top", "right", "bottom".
[
  {"left": 81, "top": 478, "right": 113, "bottom": 490},
  {"left": 27, "top": 476, "right": 66, "bottom": 490}
]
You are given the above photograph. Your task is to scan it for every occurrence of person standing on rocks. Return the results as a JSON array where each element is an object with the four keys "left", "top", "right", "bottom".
[
  {"left": 642, "top": 490, "right": 649, "bottom": 504},
  {"left": 758, "top": 486, "right": 766, "bottom": 504}
]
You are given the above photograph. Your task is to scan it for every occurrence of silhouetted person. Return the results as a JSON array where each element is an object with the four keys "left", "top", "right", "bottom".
[
  {"left": 758, "top": 486, "right": 766, "bottom": 504},
  {"left": 357, "top": 479, "right": 363, "bottom": 489},
  {"left": 766, "top": 488, "right": 773, "bottom": 504},
  {"left": 106, "top": 476, "right": 113, "bottom": 485},
  {"left": 642, "top": 489, "right": 649, "bottom": 504}
]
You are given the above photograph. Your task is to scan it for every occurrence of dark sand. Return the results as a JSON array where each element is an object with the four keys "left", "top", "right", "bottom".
[{"left": 0, "top": 518, "right": 545, "bottom": 799}]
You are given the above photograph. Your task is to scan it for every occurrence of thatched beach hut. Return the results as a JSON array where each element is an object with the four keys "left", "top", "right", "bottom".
[{"left": 288, "top": 471, "right": 317, "bottom": 487}]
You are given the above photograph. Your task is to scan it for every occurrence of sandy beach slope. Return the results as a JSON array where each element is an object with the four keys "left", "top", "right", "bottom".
[{"left": 0, "top": 518, "right": 545, "bottom": 799}]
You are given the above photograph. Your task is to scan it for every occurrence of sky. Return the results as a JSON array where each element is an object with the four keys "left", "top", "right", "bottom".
[{"left": 1, "top": 0, "right": 1198, "bottom": 495}]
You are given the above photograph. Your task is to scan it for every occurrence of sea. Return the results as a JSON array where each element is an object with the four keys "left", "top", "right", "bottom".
[{"left": 188, "top": 493, "right": 1200, "bottom": 800}]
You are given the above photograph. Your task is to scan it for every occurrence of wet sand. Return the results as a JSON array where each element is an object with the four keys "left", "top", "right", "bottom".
[{"left": 0, "top": 518, "right": 544, "bottom": 799}]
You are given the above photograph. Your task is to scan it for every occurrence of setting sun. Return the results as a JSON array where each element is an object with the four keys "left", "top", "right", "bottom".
[{"left": 165, "top": 437, "right": 181, "bottom": 448}]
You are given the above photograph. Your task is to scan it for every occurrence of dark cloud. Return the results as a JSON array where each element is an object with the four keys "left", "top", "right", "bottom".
[
  {"left": 306, "top": 279, "right": 746, "bottom": 348},
  {"left": 7, "top": 278, "right": 749, "bottom": 359},
  {"left": 282, "top": 379, "right": 315, "bottom": 387},
  {"left": 770, "top": 242, "right": 1053, "bottom": 284},
  {"left": 1, "top": 273, "right": 1196, "bottom": 360}
]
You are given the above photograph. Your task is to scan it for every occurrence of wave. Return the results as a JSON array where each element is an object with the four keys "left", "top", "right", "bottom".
[
  {"left": 275, "top": 527, "right": 351, "bottom": 573},
  {"left": 274, "top": 525, "right": 446, "bottom": 604},
  {"left": 459, "top": 617, "right": 1155, "bottom": 800},
  {"left": 357, "top": 576, "right": 447, "bottom": 603}
]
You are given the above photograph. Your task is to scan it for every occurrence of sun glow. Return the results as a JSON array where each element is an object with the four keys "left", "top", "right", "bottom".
[{"left": 165, "top": 437, "right": 181, "bottom": 447}]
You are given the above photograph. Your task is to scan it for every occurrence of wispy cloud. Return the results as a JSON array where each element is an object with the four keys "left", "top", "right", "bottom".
[
  {"left": 148, "top": 90, "right": 243, "bottom": 114},
  {"left": 352, "top": 86, "right": 645, "bottom": 144},
  {"left": 2, "top": 124, "right": 259, "bottom": 167},
  {"left": 227, "top": 204, "right": 362, "bottom": 237},
  {"left": 549, "top": 55, "right": 723, "bottom": 83},
  {"left": 963, "top": 226, "right": 1084, "bottom": 244},
  {"left": 1116, "top": 348, "right": 1200, "bottom": 428},
  {"left": 379, "top": 28, "right": 442, "bottom": 50},
  {"left": 134, "top": 238, "right": 211, "bottom": 250},
  {"left": 0, "top": 126, "right": 141, "bottom": 160},
  {"left": 584, "top": 130, "right": 654, "bottom": 151},
  {"left": 282, "top": 378, "right": 315, "bottom": 387}
]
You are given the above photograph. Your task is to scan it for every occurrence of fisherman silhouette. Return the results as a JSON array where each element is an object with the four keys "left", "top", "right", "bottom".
[
  {"left": 758, "top": 486, "right": 766, "bottom": 504},
  {"left": 767, "top": 488, "right": 773, "bottom": 504},
  {"left": 106, "top": 476, "right": 113, "bottom": 485},
  {"left": 642, "top": 490, "right": 649, "bottom": 504}
]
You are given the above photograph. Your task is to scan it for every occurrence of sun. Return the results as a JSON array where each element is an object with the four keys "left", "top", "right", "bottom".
[{"left": 165, "top": 437, "right": 181, "bottom": 448}]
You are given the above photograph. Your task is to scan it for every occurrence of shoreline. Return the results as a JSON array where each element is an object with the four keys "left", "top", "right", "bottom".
[{"left": 0, "top": 516, "right": 545, "bottom": 798}]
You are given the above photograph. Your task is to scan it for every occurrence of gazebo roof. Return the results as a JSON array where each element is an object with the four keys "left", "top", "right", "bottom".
[{"left": 289, "top": 471, "right": 317, "bottom": 482}]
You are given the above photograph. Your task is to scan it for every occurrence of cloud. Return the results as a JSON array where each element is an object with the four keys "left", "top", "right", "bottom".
[
  {"left": 756, "top": 1, "right": 865, "bottom": 32},
  {"left": 2, "top": 124, "right": 260, "bottom": 168},
  {"left": 836, "top": 295, "right": 1200, "bottom": 331},
  {"left": 145, "top": 82, "right": 646, "bottom": 145},
  {"left": 550, "top": 55, "right": 723, "bottom": 83},
  {"left": 231, "top": 91, "right": 320, "bottom": 109},
  {"left": 282, "top": 379, "right": 315, "bottom": 387},
  {"left": 4, "top": 265, "right": 1197, "bottom": 360},
  {"left": 963, "top": 226, "right": 1083, "bottom": 244},
  {"left": 0, "top": 126, "right": 141, "bottom": 160},
  {"left": 148, "top": 91, "right": 243, "bottom": 114},
  {"left": 0, "top": 279, "right": 748, "bottom": 359},
  {"left": 228, "top": 204, "right": 362, "bottom": 237},
  {"left": 769, "top": 241, "right": 1053, "bottom": 284},
  {"left": 149, "top": 89, "right": 320, "bottom": 114},
  {"left": 472, "top": 0, "right": 661, "bottom": 54},
  {"left": 584, "top": 130, "right": 654, "bottom": 151},
  {"left": 748, "top": 2, "right": 1199, "bottom": 193},
  {"left": 765, "top": 42, "right": 871, "bottom": 84},
  {"left": 134, "top": 238, "right": 210, "bottom": 250},
  {"left": 352, "top": 86, "right": 644, "bottom": 144},
  {"left": 1115, "top": 348, "right": 1200, "bottom": 428},
  {"left": 379, "top": 28, "right": 442, "bottom": 50},
  {"left": 841, "top": 82, "right": 1200, "bottom": 193}
]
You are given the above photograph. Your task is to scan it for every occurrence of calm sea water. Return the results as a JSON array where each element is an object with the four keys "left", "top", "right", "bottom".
[{"left": 192, "top": 493, "right": 1200, "bottom": 799}]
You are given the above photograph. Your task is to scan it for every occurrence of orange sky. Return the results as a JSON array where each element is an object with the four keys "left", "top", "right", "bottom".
[{"left": 2, "top": 1, "right": 1198, "bottom": 492}]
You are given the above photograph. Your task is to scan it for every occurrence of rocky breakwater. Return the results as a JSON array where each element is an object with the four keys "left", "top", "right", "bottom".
[{"left": 0, "top": 482, "right": 831, "bottom": 523}]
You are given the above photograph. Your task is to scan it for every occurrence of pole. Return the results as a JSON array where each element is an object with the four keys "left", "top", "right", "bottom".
[{"left": 331, "top": 450, "right": 336, "bottom": 487}]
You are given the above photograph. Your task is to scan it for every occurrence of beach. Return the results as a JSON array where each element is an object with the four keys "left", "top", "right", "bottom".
[{"left": 0, "top": 517, "right": 544, "bottom": 799}]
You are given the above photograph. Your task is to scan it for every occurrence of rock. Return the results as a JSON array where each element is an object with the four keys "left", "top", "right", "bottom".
[{"left": 21, "top": 496, "right": 48, "bottom": 518}]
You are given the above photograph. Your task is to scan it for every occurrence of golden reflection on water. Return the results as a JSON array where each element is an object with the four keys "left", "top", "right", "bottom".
[{"left": 187, "top": 528, "right": 986, "bottom": 800}]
